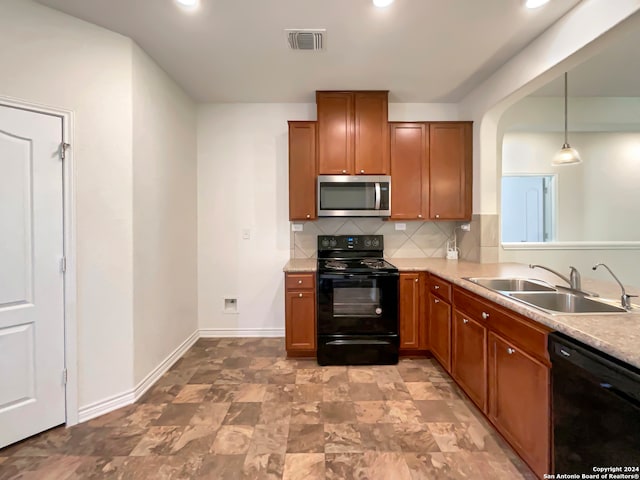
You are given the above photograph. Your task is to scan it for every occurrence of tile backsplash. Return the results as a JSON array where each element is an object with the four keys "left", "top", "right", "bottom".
[{"left": 291, "top": 218, "right": 461, "bottom": 259}]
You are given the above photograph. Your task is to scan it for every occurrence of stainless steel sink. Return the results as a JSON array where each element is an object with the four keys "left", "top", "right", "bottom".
[
  {"left": 507, "top": 292, "right": 627, "bottom": 314},
  {"left": 466, "top": 277, "right": 556, "bottom": 292}
]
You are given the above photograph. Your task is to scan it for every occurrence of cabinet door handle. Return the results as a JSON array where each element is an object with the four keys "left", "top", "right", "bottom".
[
  {"left": 434, "top": 298, "right": 440, "bottom": 304},
  {"left": 418, "top": 214, "right": 422, "bottom": 218},
  {"left": 415, "top": 278, "right": 419, "bottom": 283},
  {"left": 298, "top": 293, "right": 303, "bottom": 298},
  {"left": 342, "top": 169, "right": 347, "bottom": 174},
  {"left": 434, "top": 285, "right": 440, "bottom": 290},
  {"left": 360, "top": 169, "right": 365, "bottom": 174},
  {"left": 298, "top": 280, "right": 303, "bottom": 284},
  {"left": 507, "top": 347, "right": 516, "bottom": 355},
  {"left": 463, "top": 319, "right": 469, "bottom": 324},
  {"left": 306, "top": 214, "right": 310, "bottom": 219},
  {"left": 435, "top": 214, "right": 440, "bottom": 219},
  {"left": 481, "top": 311, "right": 490, "bottom": 320}
]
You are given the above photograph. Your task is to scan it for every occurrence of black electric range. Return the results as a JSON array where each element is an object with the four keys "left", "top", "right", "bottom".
[{"left": 316, "top": 235, "right": 399, "bottom": 366}]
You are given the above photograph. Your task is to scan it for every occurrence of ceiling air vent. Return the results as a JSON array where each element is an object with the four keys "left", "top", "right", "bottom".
[{"left": 286, "top": 29, "right": 326, "bottom": 51}]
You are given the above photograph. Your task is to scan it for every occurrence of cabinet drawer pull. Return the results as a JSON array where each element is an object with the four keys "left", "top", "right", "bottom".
[
  {"left": 342, "top": 169, "right": 347, "bottom": 174},
  {"left": 434, "top": 285, "right": 440, "bottom": 290},
  {"left": 298, "top": 293, "right": 303, "bottom": 298},
  {"left": 434, "top": 298, "right": 440, "bottom": 304},
  {"left": 360, "top": 169, "right": 365, "bottom": 174},
  {"left": 507, "top": 347, "right": 516, "bottom": 355},
  {"left": 463, "top": 319, "right": 469, "bottom": 324},
  {"left": 481, "top": 311, "right": 490, "bottom": 320},
  {"left": 298, "top": 280, "right": 303, "bottom": 284}
]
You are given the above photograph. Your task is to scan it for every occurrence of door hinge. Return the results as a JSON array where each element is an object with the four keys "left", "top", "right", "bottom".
[
  {"left": 62, "top": 368, "right": 68, "bottom": 386},
  {"left": 60, "top": 256, "right": 67, "bottom": 273},
  {"left": 60, "top": 142, "right": 70, "bottom": 160}
]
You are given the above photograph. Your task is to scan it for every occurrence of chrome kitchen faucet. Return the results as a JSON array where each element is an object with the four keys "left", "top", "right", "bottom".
[
  {"left": 592, "top": 263, "right": 638, "bottom": 310},
  {"left": 529, "top": 264, "right": 581, "bottom": 291}
]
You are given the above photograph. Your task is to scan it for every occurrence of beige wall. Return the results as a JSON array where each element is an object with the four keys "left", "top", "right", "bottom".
[
  {"left": 0, "top": 0, "right": 198, "bottom": 414},
  {"left": 0, "top": 0, "right": 135, "bottom": 408},
  {"left": 132, "top": 44, "right": 198, "bottom": 385},
  {"left": 197, "top": 102, "right": 462, "bottom": 335}
]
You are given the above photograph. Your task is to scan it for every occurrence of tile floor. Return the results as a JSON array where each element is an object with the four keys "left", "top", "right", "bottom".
[{"left": 0, "top": 338, "right": 536, "bottom": 479}]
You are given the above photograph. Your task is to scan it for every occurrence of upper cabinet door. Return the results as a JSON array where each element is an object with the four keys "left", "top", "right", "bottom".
[
  {"left": 390, "top": 123, "right": 428, "bottom": 220},
  {"left": 317, "top": 92, "right": 354, "bottom": 175},
  {"left": 288, "top": 121, "right": 317, "bottom": 221},
  {"left": 429, "top": 122, "right": 472, "bottom": 220},
  {"left": 354, "top": 92, "right": 389, "bottom": 175}
]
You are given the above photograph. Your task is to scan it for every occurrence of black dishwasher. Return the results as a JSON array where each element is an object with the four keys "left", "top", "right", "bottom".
[{"left": 549, "top": 332, "right": 640, "bottom": 474}]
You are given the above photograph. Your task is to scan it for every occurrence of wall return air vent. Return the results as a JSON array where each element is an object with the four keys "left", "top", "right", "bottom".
[{"left": 286, "top": 29, "right": 326, "bottom": 51}]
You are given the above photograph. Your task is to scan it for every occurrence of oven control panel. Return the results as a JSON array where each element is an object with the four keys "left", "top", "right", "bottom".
[{"left": 318, "top": 235, "right": 383, "bottom": 251}]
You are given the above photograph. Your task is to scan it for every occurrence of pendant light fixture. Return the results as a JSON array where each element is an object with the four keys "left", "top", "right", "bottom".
[{"left": 552, "top": 72, "right": 582, "bottom": 166}]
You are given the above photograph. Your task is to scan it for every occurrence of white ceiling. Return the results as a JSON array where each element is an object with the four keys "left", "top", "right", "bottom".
[
  {"left": 35, "top": 0, "right": 582, "bottom": 103},
  {"left": 532, "top": 24, "right": 640, "bottom": 97}
]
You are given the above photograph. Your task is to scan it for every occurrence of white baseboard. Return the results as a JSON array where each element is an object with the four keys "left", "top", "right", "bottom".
[
  {"left": 78, "top": 390, "right": 136, "bottom": 423},
  {"left": 199, "top": 327, "right": 285, "bottom": 338},
  {"left": 133, "top": 329, "right": 200, "bottom": 400},
  {"left": 77, "top": 329, "right": 200, "bottom": 423},
  {"left": 77, "top": 328, "right": 284, "bottom": 423}
]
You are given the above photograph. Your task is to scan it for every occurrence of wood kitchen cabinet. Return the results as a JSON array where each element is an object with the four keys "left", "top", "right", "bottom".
[
  {"left": 284, "top": 273, "right": 316, "bottom": 356},
  {"left": 389, "top": 123, "right": 428, "bottom": 220},
  {"left": 316, "top": 91, "right": 389, "bottom": 175},
  {"left": 427, "top": 275, "right": 452, "bottom": 372},
  {"left": 452, "top": 310, "right": 487, "bottom": 411},
  {"left": 288, "top": 121, "right": 317, "bottom": 221},
  {"left": 399, "top": 272, "right": 427, "bottom": 352},
  {"left": 489, "top": 331, "right": 550, "bottom": 478},
  {"left": 429, "top": 122, "right": 472, "bottom": 220},
  {"left": 453, "top": 285, "right": 550, "bottom": 478},
  {"left": 389, "top": 122, "right": 472, "bottom": 220}
]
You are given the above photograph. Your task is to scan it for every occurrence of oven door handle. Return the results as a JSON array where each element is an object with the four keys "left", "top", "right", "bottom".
[{"left": 374, "top": 182, "right": 381, "bottom": 210}]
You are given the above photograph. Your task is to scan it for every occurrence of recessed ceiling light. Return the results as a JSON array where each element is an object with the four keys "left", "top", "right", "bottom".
[
  {"left": 176, "top": 0, "right": 199, "bottom": 8},
  {"left": 526, "top": 0, "right": 550, "bottom": 8},
  {"left": 373, "top": 0, "right": 394, "bottom": 8}
]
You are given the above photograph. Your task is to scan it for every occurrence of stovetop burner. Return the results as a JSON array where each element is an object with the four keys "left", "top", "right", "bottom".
[
  {"left": 360, "top": 259, "right": 387, "bottom": 269},
  {"left": 324, "top": 260, "right": 348, "bottom": 271}
]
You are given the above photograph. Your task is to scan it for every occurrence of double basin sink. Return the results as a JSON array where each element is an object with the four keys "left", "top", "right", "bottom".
[{"left": 465, "top": 277, "right": 628, "bottom": 315}]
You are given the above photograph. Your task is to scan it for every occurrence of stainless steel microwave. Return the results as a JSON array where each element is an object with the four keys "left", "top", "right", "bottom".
[{"left": 317, "top": 175, "right": 391, "bottom": 217}]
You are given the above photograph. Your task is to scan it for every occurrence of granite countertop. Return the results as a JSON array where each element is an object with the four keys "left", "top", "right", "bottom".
[
  {"left": 389, "top": 258, "right": 640, "bottom": 369},
  {"left": 282, "top": 256, "right": 640, "bottom": 368},
  {"left": 283, "top": 258, "right": 317, "bottom": 272}
]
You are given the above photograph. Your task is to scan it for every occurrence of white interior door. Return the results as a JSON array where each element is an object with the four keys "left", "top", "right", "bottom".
[
  {"left": 0, "top": 105, "right": 66, "bottom": 448},
  {"left": 501, "top": 176, "right": 545, "bottom": 242}
]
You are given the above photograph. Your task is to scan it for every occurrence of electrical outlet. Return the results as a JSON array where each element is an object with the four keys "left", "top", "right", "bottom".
[
  {"left": 460, "top": 223, "right": 471, "bottom": 232},
  {"left": 395, "top": 223, "right": 406, "bottom": 231},
  {"left": 242, "top": 229, "right": 251, "bottom": 240},
  {"left": 291, "top": 224, "right": 303, "bottom": 232}
]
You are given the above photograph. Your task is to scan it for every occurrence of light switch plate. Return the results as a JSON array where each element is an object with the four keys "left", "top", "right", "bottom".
[
  {"left": 292, "top": 224, "right": 303, "bottom": 232},
  {"left": 242, "top": 229, "right": 251, "bottom": 240},
  {"left": 395, "top": 223, "right": 406, "bottom": 231}
]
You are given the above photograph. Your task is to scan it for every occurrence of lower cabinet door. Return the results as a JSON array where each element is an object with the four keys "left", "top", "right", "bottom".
[
  {"left": 488, "top": 332, "right": 550, "bottom": 478},
  {"left": 399, "top": 272, "right": 421, "bottom": 350},
  {"left": 285, "top": 290, "right": 316, "bottom": 352},
  {"left": 452, "top": 310, "right": 487, "bottom": 411},
  {"left": 428, "top": 293, "right": 451, "bottom": 372}
]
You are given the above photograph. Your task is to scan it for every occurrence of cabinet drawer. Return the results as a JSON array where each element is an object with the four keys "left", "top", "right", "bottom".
[
  {"left": 429, "top": 274, "right": 452, "bottom": 302},
  {"left": 454, "top": 287, "right": 497, "bottom": 323},
  {"left": 286, "top": 273, "right": 316, "bottom": 290},
  {"left": 454, "top": 287, "right": 550, "bottom": 363}
]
